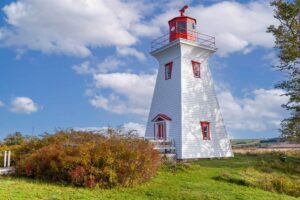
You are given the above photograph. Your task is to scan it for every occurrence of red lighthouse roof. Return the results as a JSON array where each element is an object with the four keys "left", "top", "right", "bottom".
[
  {"left": 168, "top": 5, "right": 197, "bottom": 24},
  {"left": 168, "top": 5, "right": 197, "bottom": 42}
]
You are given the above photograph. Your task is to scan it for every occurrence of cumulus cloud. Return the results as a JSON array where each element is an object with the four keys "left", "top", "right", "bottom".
[
  {"left": 72, "top": 62, "right": 93, "bottom": 75},
  {"left": 74, "top": 127, "right": 101, "bottom": 132},
  {"left": 74, "top": 122, "right": 145, "bottom": 136},
  {"left": 0, "top": 0, "right": 151, "bottom": 57},
  {"left": 97, "top": 57, "right": 125, "bottom": 73},
  {"left": 10, "top": 97, "right": 39, "bottom": 114},
  {"left": 122, "top": 122, "right": 145, "bottom": 136},
  {"left": 89, "top": 71, "right": 287, "bottom": 133},
  {"left": 90, "top": 72, "right": 156, "bottom": 117},
  {"left": 218, "top": 89, "right": 288, "bottom": 132},
  {"left": 149, "top": 1, "right": 277, "bottom": 56},
  {"left": 0, "top": 101, "right": 4, "bottom": 107},
  {"left": 195, "top": 1, "right": 277, "bottom": 56},
  {"left": 72, "top": 57, "right": 126, "bottom": 75},
  {"left": 84, "top": 69, "right": 287, "bottom": 135},
  {"left": 116, "top": 47, "right": 146, "bottom": 61},
  {"left": 1, "top": 0, "right": 277, "bottom": 57}
]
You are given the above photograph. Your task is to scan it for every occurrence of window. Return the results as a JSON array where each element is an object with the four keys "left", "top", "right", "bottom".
[
  {"left": 187, "top": 22, "right": 195, "bottom": 31},
  {"left": 177, "top": 21, "right": 186, "bottom": 33},
  {"left": 165, "top": 62, "right": 173, "bottom": 80},
  {"left": 192, "top": 61, "right": 201, "bottom": 78},
  {"left": 200, "top": 121, "right": 210, "bottom": 140}
]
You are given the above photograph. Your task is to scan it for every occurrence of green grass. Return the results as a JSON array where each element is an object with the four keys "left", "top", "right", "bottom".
[{"left": 0, "top": 153, "right": 299, "bottom": 200}]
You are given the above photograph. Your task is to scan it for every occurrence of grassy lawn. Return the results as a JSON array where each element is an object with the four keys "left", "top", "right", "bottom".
[{"left": 0, "top": 153, "right": 299, "bottom": 200}]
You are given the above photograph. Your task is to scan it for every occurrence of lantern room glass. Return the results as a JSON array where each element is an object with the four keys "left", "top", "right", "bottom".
[{"left": 177, "top": 21, "right": 186, "bottom": 33}]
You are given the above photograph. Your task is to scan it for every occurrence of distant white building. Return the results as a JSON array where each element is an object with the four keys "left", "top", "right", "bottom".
[{"left": 145, "top": 5, "right": 233, "bottom": 159}]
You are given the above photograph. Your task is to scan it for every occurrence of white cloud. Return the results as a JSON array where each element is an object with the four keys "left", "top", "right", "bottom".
[
  {"left": 218, "top": 89, "right": 288, "bottom": 132},
  {"left": 97, "top": 57, "right": 124, "bottom": 73},
  {"left": 116, "top": 47, "right": 146, "bottom": 61},
  {"left": 191, "top": 1, "right": 276, "bottom": 56},
  {"left": 216, "top": 33, "right": 248, "bottom": 57},
  {"left": 0, "top": 0, "right": 151, "bottom": 57},
  {"left": 263, "top": 51, "right": 280, "bottom": 66},
  {"left": 0, "top": 101, "right": 4, "bottom": 107},
  {"left": 122, "top": 122, "right": 145, "bottom": 136},
  {"left": 149, "top": 1, "right": 277, "bottom": 56},
  {"left": 72, "top": 62, "right": 93, "bottom": 75},
  {"left": 10, "top": 97, "right": 39, "bottom": 114},
  {"left": 82, "top": 69, "right": 287, "bottom": 136},
  {"left": 74, "top": 126, "right": 105, "bottom": 133},
  {"left": 88, "top": 70, "right": 288, "bottom": 134},
  {"left": 72, "top": 57, "right": 125, "bottom": 75},
  {"left": 74, "top": 122, "right": 145, "bottom": 136},
  {"left": 90, "top": 72, "right": 156, "bottom": 117},
  {"left": 1, "top": 1, "right": 277, "bottom": 57}
]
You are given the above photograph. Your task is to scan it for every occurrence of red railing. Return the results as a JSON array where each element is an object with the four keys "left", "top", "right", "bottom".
[{"left": 151, "top": 29, "right": 216, "bottom": 52}]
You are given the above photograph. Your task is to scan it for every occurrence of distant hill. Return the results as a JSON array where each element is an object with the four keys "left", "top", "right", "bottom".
[{"left": 230, "top": 139, "right": 261, "bottom": 145}]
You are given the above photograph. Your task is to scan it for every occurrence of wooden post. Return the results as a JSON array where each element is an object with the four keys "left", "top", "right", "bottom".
[
  {"left": 3, "top": 151, "right": 7, "bottom": 168},
  {"left": 7, "top": 151, "right": 11, "bottom": 167}
]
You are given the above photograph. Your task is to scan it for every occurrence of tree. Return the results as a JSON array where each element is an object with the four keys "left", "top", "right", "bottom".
[
  {"left": 4, "top": 132, "right": 25, "bottom": 146},
  {"left": 267, "top": 0, "right": 300, "bottom": 141}
]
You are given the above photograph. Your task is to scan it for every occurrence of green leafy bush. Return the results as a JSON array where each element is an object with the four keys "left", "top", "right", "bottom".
[{"left": 15, "top": 130, "right": 160, "bottom": 188}]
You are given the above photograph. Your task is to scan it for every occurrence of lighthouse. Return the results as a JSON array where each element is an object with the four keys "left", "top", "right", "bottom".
[{"left": 145, "top": 5, "right": 233, "bottom": 159}]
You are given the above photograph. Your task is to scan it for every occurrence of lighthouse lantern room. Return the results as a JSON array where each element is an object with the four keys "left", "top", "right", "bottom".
[
  {"left": 168, "top": 5, "right": 196, "bottom": 42},
  {"left": 145, "top": 5, "right": 233, "bottom": 159}
]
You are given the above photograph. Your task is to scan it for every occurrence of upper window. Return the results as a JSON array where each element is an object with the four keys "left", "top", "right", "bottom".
[
  {"left": 177, "top": 21, "right": 186, "bottom": 33},
  {"left": 200, "top": 121, "right": 210, "bottom": 140},
  {"left": 192, "top": 61, "right": 201, "bottom": 78},
  {"left": 165, "top": 62, "right": 173, "bottom": 80},
  {"left": 187, "top": 22, "right": 195, "bottom": 31}
]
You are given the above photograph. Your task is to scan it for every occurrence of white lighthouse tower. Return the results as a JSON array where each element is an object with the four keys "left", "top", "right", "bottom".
[{"left": 145, "top": 5, "right": 233, "bottom": 159}]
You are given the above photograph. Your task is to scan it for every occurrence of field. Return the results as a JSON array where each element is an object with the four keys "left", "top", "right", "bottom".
[
  {"left": 230, "top": 139, "right": 261, "bottom": 145},
  {"left": 0, "top": 153, "right": 299, "bottom": 200}
]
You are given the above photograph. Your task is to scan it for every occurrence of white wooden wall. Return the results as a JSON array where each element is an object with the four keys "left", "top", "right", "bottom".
[
  {"left": 146, "top": 39, "right": 233, "bottom": 159},
  {"left": 145, "top": 43, "right": 183, "bottom": 157},
  {"left": 180, "top": 41, "right": 233, "bottom": 159}
]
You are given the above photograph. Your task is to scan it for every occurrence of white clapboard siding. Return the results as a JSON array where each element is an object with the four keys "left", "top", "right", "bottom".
[{"left": 146, "top": 39, "right": 233, "bottom": 159}]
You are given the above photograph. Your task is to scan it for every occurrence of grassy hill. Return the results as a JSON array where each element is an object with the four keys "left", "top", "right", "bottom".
[{"left": 0, "top": 153, "right": 299, "bottom": 200}]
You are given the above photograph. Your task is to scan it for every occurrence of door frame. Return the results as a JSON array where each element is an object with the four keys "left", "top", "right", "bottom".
[{"left": 154, "top": 121, "right": 167, "bottom": 140}]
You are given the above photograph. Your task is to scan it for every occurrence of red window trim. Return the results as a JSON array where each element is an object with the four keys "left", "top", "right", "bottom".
[
  {"left": 192, "top": 61, "right": 201, "bottom": 78},
  {"left": 200, "top": 121, "right": 211, "bottom": 140},
  {"left": 165, "top": 62, "right": 173, "bottom": 80},
  {"left": 152, "top": 114, "right": 172, "bottom": 122}
]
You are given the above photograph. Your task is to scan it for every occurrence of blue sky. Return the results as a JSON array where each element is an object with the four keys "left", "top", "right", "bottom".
[{"left": 0, "top": 0, "right": 289, "bottom": 139}]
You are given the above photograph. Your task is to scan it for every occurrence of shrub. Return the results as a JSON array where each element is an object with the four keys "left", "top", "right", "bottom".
[
  {"left": 261, "top": 175, "right": 300, "bottom": 197},
  {"left": 215, "top": 168, "right": 300, "bottom": 197},
  {"left": 69, "top": 166, "right": 86, "bottom": 186},
  {"left": 15, "top": 130, "right": 160, "bottom": 188},
  {"left": 3, "top": 132, "right": 25, "bottom": 146}
]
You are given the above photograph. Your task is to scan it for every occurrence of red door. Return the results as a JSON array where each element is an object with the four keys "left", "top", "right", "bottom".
[
  {"left": 158, "top": 123, "right": 163, "bottom": 139},
  {"left": 156, "top": 122, "right": 166, "bottom": 140}
]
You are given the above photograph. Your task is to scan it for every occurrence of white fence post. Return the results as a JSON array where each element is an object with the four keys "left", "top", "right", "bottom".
[
  {"left": 7, "top": 151, "right": 11, "bottom": 168},
  {"left": 3, "top": 151, "right": 7, "bottom": 168}
]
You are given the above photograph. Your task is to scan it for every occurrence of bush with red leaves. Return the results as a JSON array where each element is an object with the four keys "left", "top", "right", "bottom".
[{"left": 15, "top": 129, "right": 160, "bottom": 188}]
